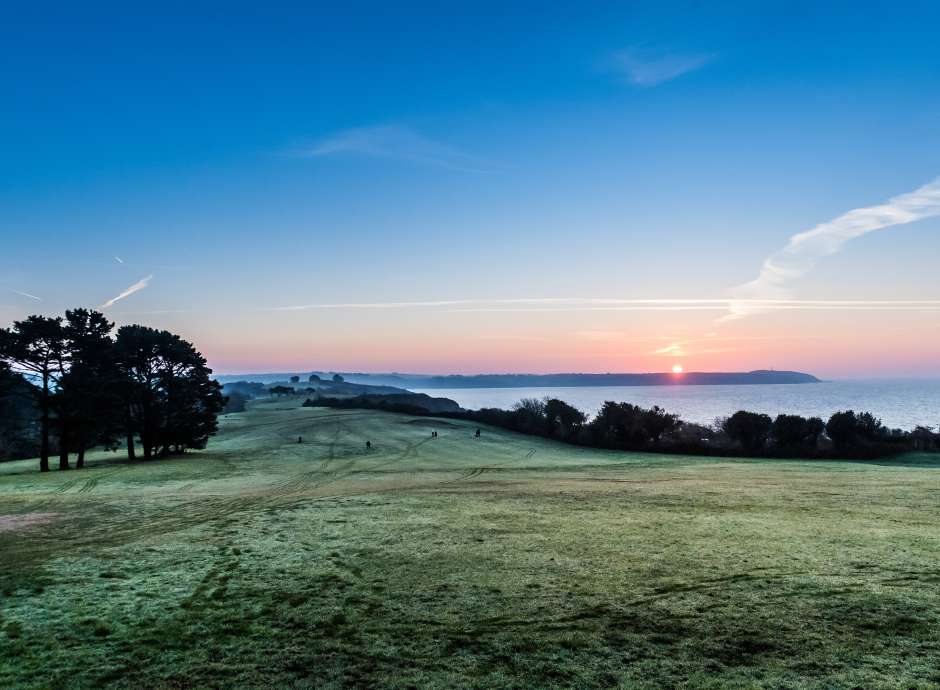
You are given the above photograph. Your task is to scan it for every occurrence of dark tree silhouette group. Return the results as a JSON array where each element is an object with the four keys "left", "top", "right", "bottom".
[{"left": 0, "top": 309, "right": 225, "bottom": 471}]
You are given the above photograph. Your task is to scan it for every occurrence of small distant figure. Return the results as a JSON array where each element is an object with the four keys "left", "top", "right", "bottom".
[
  {"left": 431, "top": 430, "right": 438, "bottom": 438},
  {"left": 297, "top": 436, "right": 303, "bottom": 444},
  {"left": 474, "top": 428, "right": 481, "bottom": 438},
  {"left": 366, "top": 441, "right": 372, "bottom": 450}
]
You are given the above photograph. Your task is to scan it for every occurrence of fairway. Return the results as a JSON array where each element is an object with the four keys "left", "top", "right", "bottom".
[{"left": 2, "top": 399, "right": 940, "bottom": 689}]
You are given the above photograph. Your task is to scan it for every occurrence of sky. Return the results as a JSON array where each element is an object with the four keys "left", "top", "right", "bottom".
[{"left": 2, "top": 1, "right": 939, "bottom": 377}]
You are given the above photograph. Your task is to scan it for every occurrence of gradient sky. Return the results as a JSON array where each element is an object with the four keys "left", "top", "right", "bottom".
[{"left": 2, "top": 2, "right": 940, "bottom": 377}]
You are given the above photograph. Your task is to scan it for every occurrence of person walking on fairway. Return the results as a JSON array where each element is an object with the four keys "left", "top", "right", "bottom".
[{"left": 474, "top": 428, "right": 481, "bottom": 438}]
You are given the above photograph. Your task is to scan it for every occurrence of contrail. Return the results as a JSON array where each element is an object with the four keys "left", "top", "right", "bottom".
[
  {"left": 269, "top": 297, "right": 940, "bottom": 312},
  {"left": 100, "top": 275, "right": 153, "bottom": 309},
  {"left": 725, "top": 176, "right": 940, "bottom": 320},
  {"left": 7, "top": 288, "right": 42, "bottom": 301},
  {"left": 306, "top": 125, "right": 496, "bottom": 173}
]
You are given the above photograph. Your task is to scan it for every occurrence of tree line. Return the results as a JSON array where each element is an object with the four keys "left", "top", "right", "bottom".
[
  {"left": 308, "top": 394, "right": 940, "bottom": 458},
  {"left": 0, "top": 309, "right": 225, "bottom": 471}
]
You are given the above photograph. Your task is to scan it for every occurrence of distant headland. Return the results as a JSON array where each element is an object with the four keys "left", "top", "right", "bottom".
[{"left": 215, "top": 370, "right": 821, "bottom": 388}]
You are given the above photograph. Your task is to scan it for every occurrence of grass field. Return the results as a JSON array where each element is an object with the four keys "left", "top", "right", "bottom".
[{"left": 2, "top": 398, "right": 940, "bottom": 689}]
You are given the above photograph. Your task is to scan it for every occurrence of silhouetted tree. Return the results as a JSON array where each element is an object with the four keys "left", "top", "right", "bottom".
[
  {"left": 512, "top": 397, "right": 546, "bottom": 434},
  {"left": 825, "top": 410, "right": 887, "bottom": 452},
  {"left": 643, "top": 405, "right": 681, "bottom": 442},
  {"left": 270, "top": 385, "right": 293, "bottom": 397},
  {"left": 58, "top": 309, "right": 121, "bottom": 468},
  {"left": 332, "top": 374, "right": 344, "bottom": 383},
  {"left": 911, "top": 426, "right": 938, "bottom": 452},
  {"left": 0, "top": 364, "right": 40, "bottom": 461},
  {"left": 771, "top": 414, "right": 824, "bottom": 453},
  {"left": 114, "top": 325, "right": 224, "bottom": 460},
  {"left": 723, "top": 411, "right": 772, "bottom": 454},
  {"left": 588, "top": 401, "right": 679, "bottom": 448},
  {"left": 544, "top": 398, "right": 586, "bottom": 440},
  {"left": 805, "top": 416, "right": 826, "bottom": 447},
  {"left": 855, "top": 412, "right": 886, "bottom": 442},
  {"left": 157, "top": 351, "right": 225, "bottom": 455},
  {"left": 290, "top": 375, "right": 300, "bottom": 383},
  {"left": 308, "top": 374, "right": 321, "bottom": 383},
  {"left": 825, "top": 410, "right": 859, "bottom": 451},
  {"left": 0, "top": 316, "right": 68, "bottom": 471}
]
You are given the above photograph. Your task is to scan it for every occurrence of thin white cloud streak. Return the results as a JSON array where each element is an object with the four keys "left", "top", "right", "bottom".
[
  {"left": 652, "top": 343, "right": 685, "bottom": 355},
  {"left": 271, "top": 299, "right": 475, "bottom": 311},
  {"left": 271, "top": 297, "right": 940, "bottom": 313},
  {"left": 650, "top": 341, "right": 739, "bottom": 357},
  {"left": 305, "top": 125, "right": 494, "bottom": 173},
  {"left": 609, "top": 48, "right": 714, "bottom": 86},
  {"left": 475, "top": 334, "right": 548, "bottom": 342},
  {"left": 725, "top": 177, "right": 940, "bottom": 321},
  {"left": 114, "top": 256, "right": 124, "bottom": 264},
  {"left": 7, "top": 288, "right": 42, "bottom": 302},
  {"left": 100, "top": 275, "right": 153, "bottom": 309},
  {"left": 450, "top": 305, "right": 940, "bottom": 313}
]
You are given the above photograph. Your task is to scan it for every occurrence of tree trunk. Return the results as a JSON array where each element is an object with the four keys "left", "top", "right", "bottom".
[
  {"left": 76, "top": 448, "right": 85, "bottom": 469},
  {"left": 39, "top": 374, "right": 50, "bottom": 472},
  {"left": 143, "top": 441, "right": 152, "bottom": 461},
  {"left": 126, "top": 431, "right": 136, "bottom": 460},
  {"left": 58, "top": 419, "right": 70, "bottom": 471}
]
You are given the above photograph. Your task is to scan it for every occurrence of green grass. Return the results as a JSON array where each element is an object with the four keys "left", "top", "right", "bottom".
[{"left": 2, "top": 398, "right": 940, "bottom": 689}]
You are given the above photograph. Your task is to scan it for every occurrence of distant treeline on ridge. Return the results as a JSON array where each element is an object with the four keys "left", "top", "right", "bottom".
[{"left": 306, "top": 394, "right": 940, "bottom": 459}]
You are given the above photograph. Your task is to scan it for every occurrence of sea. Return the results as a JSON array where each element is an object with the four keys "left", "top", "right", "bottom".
[{"left": 412, "top": 379, "right": 940, "bottom": 431}]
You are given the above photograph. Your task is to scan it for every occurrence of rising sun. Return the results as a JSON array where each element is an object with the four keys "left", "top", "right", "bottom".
[{"left": 672, "top": 364, "right": 684, "bottom": 374}]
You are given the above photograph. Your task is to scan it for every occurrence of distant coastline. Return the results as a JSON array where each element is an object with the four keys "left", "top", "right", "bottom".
[{"left": 215, "top": 370, "right": 821, "bottom": 388}]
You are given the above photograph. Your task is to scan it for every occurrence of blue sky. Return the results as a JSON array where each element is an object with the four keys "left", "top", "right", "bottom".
[{"left": 2, "top": 2, "right": 939, "bottom": 375}]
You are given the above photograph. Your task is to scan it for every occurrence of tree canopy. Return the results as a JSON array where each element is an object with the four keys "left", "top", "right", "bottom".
[{"left": 0, "top": 310, "right": 225, "bottom": 471}]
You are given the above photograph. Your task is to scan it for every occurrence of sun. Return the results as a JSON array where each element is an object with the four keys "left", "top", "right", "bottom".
[{"left": 672, "top": 364, "right": 684, "bottom": 374}]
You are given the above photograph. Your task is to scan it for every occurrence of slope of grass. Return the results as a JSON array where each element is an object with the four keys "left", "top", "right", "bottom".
[{"left": 2, "top": 398, "right": 940, "bottom": 689}]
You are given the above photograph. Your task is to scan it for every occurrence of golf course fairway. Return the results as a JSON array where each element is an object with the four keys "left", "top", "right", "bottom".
[{"left": 2, "top": 398, "right": 940, "bottom": 689}]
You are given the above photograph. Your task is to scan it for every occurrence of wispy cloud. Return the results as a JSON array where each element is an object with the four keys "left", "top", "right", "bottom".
[
  {"left": 100, "top": 275, "right": 153, "bottom": 309},
  {"left": 475, "top": 334, "right": 548, "bottom": 342},
  {"left": 6, "top": 288, "right": 42, "bottom": 302},
  {"left": 271, "top": 299, "right": 475, "bottom": 311},
  {"left": 305, "top": 125, "right": 493, "bottom": 173},
  {"left": 608, "top": 47, "right": 714, "bottom": 87},
  {"left": 114, "top": 256, "right": 124, "bottom": 264},
  {"left": 270, "top": 297, "right": 940, "bottom": 313},
  {"left": 650, "top": 340, "right": 737, "bottom": 357},
  {"left": 724, "top": 177, "right": 940, "bottom": 321},
  {"left": 652, "top": 342, "right": 687, "bottom": 356}
]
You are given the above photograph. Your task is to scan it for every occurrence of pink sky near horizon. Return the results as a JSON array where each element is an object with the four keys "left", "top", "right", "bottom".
[
  {"left": 3, "top": 294, "right": 938, "bottom": 379},
  {"left": 183, "top": 306, "right": 940, "bottom": 378}
]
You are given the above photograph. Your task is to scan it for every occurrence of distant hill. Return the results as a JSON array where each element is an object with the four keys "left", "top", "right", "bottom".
[
  {"left": 216, "top": 370, "right": 820, "bottom": 389},
  {"left": 305, "top": 392, "right": 462, "bottom": 414},
  {"left": 220, "top": 378, "right": 413, "bottom": 398},
  {"left": 390, "top": 370, "right": 822, "bottom": 388}
]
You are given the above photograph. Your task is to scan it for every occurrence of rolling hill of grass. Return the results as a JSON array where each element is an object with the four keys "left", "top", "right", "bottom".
[{"left": 2, "top": 398, "right": 940, "bottom": 689}]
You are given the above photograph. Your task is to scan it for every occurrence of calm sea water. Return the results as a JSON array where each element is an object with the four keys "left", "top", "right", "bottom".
[{"left": 412, "top": 379, "right": 940, "bottom": 430}]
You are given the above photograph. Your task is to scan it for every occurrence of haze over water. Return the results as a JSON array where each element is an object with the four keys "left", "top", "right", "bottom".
[{"left": 414, "top": 380, "right": 940, "bottom": 431}]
